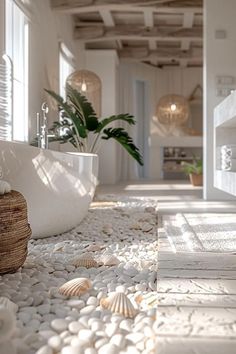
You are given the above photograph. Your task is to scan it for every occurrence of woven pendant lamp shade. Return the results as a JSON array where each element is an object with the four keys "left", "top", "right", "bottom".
[
  {"left": 66, "top": 70, "right": 101, "bottom": 116},
  {"left": 156, "top": 94, "right": 189, "bottom": 126}
]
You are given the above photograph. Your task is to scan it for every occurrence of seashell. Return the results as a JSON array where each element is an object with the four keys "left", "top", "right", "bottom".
[
  {"left": 103, "top": 223, "right": 113, "bottom": 228},
  {"left": 73, "top": 254, "right": 98, "bottom": 268},
  {"left": 101, "top": 254, "right": 120, "bottom": 266},
  {"left": 141, "top": 223, "right": 153, "bottom": 232},
  {"left": 58, "top": 278, "right": 92, "bottom": 297},
  {"left": 53, "top": 245, "right": 64, "bottom": 253},
  {"left": 129, "top": 222, "right": 142, "bottom": 230},
  {"left": 145, "top": 206, "right": 156, "bottom": 213},
  {"left": 0, "top": 297, "right": 18, "bottom": 314},
  {"left": 102, "top": 226, "right": 113, "bottom": 235},
  {"left": 0, "top": 180, "right": 11, "bottom": 195},
  {"left": 100, "top": 292, "right": 137, "bottom": 318},
  {"left": 86, "top": 244, "right": 103, "bottom": 252},
  {"left": 0, "top": 305, "right": 16, "bottom": 343}
]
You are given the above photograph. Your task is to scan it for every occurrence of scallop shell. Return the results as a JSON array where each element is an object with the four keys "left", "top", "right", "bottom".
[
  {"left": 100, "top": 292, "right": 137, "bottom": 318},
  {"left": 129, "top": 222, "right": 142, "bottom": 230},
  {"left": 0, "top": 297, "right": 18, "bottom": 314},
  {"left": 73, "top": 254, "right": 98, "bottom": 268},
  {"left": 0, "top": 180, "right": 11, "bottom": 195},
  {"left": 86, "top": 244, "right": 103, "bottom": 252},
  {"left": 102, "top": 226, "right": 113, "bottom": 235},
  {"left": 145, "top": 206, "right": 156, "bottom": 213},
  {"left": 141, "top": 223, "right": 153, "bottom": 232},
  {"left": 58, "top": 278, "right": 92, "bottom": 297},
  {"left": 101, "top": 254, "right": 120, "bottom": 266}
]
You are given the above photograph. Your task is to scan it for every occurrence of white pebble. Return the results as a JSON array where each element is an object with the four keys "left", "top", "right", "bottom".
[
  {"left": 78, "top": 329, "right": 94, "bottom": 342},
  {"left": 67, "top": 300, "right": 85, "bottom": 309},
  {"left": 51, "top": 319, "right": 68, "bottom": 333},
  {"left": 98, "top": 343, "right": 119, "bottom": 354},
  {"left": 110, "top": 334, "right": 126, "bottom": 349},
  {"left": 35, "top": 345, "right": 53, "bottom": 354},
  {"left": 119, "top": 319, "right": 132, "bottom": 332},
  {"left": 84, "top": 348, "right": 97, "bottom": 354},
  {"left": 126, "top": 332, "right": 145, "bottom": 344},
  {"left": 37, "top": 304, "right": 51, "bottom": 315},
  {"left": 70, "top": 338, "right": 87, "bottom": 347},
  {"left": 80, "top": 305, "right": 96, "bottom": 315},
  {"left": 105, "top": 323, "right": 119, "bottom": 337},
  {"left": 18, "top": 312, "right": 31, "bottom": 324},
  {"left": 87, "top": 296, "right": 98, "bottom": 306},
  {"left": 91, "top": 321, "right": 104, "bottom": 332},
  {"left": 48, "top": 336, "right": 62, "bottom": 351},
  {"left": 68, "top": 321, "right": 84, "bottom": 334},
  {"left": 95, "top": 338, "right": 109, "bottom": 349},
  {"left": 39, "top": 330, "right": 57, "bottom": 340},
  {"left": 61, "top": 346, "right": 84, "bottom": 354},
  {"left": 28, "top": 319, "right": 41, "bottom": 331}
]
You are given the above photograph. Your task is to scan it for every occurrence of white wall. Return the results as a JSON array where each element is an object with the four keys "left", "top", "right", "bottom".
[
  {"left": 27, "top": 0, "right": 82, "bottom": 143},
  {"left": 204, "top": 0, "right": 236, "bottom": 200},
  {"left": 118, "top": 60, "right": 163, "bottom": 180},
  {"left": 0, "top": 2, "right": 4, "bottom": 56},
  {"left": 86, "top": 50, "right": 119, "bottom": 184}
]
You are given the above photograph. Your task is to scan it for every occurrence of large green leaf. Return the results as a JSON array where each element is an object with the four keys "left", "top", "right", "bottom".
[
  {"left": 102, "top": 127, "right": 143, "bottom": 166},
  {"left": 45, "top": 89, "right": 87, "bottom": 139},
  {"left": 66, "top": 84, "right": 99, "bottom": 131},
  {"left": 96, "top": 113, "right": 135, "bottom": 133}
]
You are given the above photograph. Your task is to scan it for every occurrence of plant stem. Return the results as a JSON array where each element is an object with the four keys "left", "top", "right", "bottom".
[{"left": 89, "top": 132, "right": 101, "bottom": 153}]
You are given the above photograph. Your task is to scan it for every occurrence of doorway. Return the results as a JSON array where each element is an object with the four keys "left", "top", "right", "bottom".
[{"left": 134, "top": 80, "right": 149, "bottom": 179}]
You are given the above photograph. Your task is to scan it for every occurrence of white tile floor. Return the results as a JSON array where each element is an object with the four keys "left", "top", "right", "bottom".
[{"left": 97, "top": 181, "right": 236, "bottom": 354}]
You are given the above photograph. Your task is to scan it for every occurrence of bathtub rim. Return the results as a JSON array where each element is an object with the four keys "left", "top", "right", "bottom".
[{"left": 0, "top": 139, "right": 98, "bottom": 158}]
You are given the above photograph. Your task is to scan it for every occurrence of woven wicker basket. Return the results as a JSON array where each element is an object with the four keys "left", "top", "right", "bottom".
[{"left": 0, "top": 190, "right": 31, "bottom": 274}]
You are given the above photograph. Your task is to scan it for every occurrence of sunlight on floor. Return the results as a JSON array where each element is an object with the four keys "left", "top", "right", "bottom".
[{"left": 124, "top": 183, "right": 202, "bottom": 191}]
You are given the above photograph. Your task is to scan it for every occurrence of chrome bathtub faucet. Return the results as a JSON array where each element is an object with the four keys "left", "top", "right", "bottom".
[{"left": 36, "top": 102, "right": 55, "bottom": 149}]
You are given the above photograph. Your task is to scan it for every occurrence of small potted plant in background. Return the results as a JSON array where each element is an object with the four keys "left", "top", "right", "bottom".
[
  {"left": 181, "top": 157, "right": 203, "bottom": 186},
  {"left": 44, "top": 84, "right": 143, "bottom": 166}
]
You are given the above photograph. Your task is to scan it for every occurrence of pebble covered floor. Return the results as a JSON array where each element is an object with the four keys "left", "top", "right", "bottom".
[{"left": 0, "top": 196, "right": 158, "bottom": 354}]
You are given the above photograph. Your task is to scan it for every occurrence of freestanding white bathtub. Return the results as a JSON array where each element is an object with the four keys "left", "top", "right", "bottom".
[{"left": 0, "top": 140, "right": 98, "bottom": 238}]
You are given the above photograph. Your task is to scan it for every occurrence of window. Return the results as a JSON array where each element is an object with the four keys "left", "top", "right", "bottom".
[
  {"left": 59, "top": 42, "right": 75, "bottom": 99},
  {"left": 5, "top": 0, "right": 29, "bottom": 142}
]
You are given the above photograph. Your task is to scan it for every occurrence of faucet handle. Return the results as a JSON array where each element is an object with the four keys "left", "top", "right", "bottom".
[{"left": 41, "top": 102, "right": 49, "bottom": 115}]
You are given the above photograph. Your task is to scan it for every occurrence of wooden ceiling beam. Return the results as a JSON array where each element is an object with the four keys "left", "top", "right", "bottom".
[
  {"left": 181, "top": 39, "right": 190, "bottom": 51},
  {"left": 183, "top": 11, "right": 194, "bottom": 28},
  {"left": 119, "top": 47, "right": 202, "bottom": 59},
  {"left": 143, "top": 8, "right": 154, "bottom": 28},
  {"left": 99, "top": 8, "right": 123, "bottom": 49},
  {"left": 74, "top": 25, "right": 202, "bottom": 40},
  {"left": 50, "top": 1, "right": 203, "bottom": 15}
]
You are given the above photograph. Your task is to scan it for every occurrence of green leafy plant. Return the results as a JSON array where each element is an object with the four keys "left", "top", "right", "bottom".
[
  {"left": 44, "top": 84, "right": 143, "bottom": 165},
  {"left": 181, "top": 158, "right": 203, "bottom": 175}
]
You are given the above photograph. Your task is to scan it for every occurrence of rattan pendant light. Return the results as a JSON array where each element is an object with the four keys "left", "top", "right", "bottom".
[
  {"left": 66, "top": 69, "right": 102, "bottom": 116},
  {"left": 156, "top": 94, "right": 189, "bottom": 126}
]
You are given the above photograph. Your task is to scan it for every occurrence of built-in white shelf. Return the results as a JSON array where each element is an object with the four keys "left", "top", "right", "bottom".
[
  {"left": 163, "top": 157, "right": 200, "bottom": 161},
  {"left": 214, "top": 90, "right": 236, "bottom": 197},
  {"left": 151, "top": 136, "right": 203, "bottom": 147}
]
